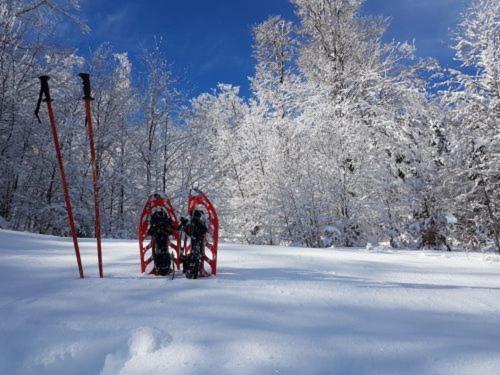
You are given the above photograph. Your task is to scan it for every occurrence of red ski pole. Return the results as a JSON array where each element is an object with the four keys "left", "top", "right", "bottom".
[
  {"left": 34, "top": 76, "right": 84, "bottom": 279},
  {"left": 78, "top": 73, "right": 104, "bottom": 278}
]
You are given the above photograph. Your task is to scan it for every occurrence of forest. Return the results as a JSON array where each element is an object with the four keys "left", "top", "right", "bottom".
[{"left": 0, "top": 0, "right": 498, "bottom": 252}]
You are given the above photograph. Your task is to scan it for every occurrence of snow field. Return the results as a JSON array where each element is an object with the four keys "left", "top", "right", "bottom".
[{"left": 1, "top": 229, "right": 500, "bottom": 374}]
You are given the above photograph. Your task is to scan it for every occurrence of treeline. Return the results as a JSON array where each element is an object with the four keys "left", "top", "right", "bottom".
[{"left": 0, "top": 0, "right": 498, "bottom": 252}]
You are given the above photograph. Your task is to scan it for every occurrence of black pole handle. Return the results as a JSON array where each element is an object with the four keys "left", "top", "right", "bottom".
[
  {"left": 39, "top": 75, "right": 52, "bottom": 102},
  {"left": 78, "top": 73, "right": 94, "bottom": 100},
  {"left": 34, "top": 75, "right": 52, "bottom": 123}
]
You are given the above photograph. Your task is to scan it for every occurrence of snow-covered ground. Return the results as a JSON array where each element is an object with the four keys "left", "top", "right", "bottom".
[{"left": 1, "top": 229, "right": 500, "bottom": 375}]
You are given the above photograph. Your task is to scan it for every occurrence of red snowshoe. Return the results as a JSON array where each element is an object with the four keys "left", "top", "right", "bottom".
[
  {"left": 138, "top": 193, "right": 181, "bottom": 275},
  {"left": 183, "top": 189, "right": 219, "bottom": 277}
]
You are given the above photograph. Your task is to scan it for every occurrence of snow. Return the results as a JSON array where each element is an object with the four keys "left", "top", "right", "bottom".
[{"left": 1, "top": 229, "right": 500, "bottom": 374}]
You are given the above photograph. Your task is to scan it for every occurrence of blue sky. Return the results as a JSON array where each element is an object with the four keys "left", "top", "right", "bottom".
[{"left": 65, "top": 0, "right": 470, "bottom": 98}]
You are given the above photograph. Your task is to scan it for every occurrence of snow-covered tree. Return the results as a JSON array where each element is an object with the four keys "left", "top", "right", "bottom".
[{"left": 442, "top": 0, "right": 499, "bottom": 252}]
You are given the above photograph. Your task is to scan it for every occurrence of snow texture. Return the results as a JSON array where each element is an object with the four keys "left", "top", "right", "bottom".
[{"left": 1, "top": 229, "right": 500, "bottom": 374}]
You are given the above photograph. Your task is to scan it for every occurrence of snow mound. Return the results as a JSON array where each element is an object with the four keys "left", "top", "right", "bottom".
[{"left": 101, "top": 327, "right": 172, "bottom": 375}]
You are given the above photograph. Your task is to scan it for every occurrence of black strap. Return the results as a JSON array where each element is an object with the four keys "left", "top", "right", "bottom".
[{"left": 34, "top": 75, "right": 52, "bottom": 123}]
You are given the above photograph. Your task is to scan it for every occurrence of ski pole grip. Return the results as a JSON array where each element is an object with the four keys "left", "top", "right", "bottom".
[
  {"left": 78, "top": 73, "right": 94, "bottom": 100},
  {"left": 34, "top": 75, "right": 52, "bottom": 123},
  {"left": 39, "top": 76, "right": 52, "bottom": 102}
]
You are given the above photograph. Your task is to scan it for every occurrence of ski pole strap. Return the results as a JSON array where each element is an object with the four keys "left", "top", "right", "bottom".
[
  {"left": 78, "top": 73, "right": 94, "bottom": 100},
  {"left": 34, "top": 75, "right": 52, "bottom": 123}
]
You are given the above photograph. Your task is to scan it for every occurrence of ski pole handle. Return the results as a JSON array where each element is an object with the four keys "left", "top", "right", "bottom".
[
  {"left": 34, "top": 75, "right": 53, "bottom": 123},
  {"left": 78, "top": 73, "right": 94, "bottom": 100},
  {"left": 39, "top": 76, "right": 53, "bottom": 102}
]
